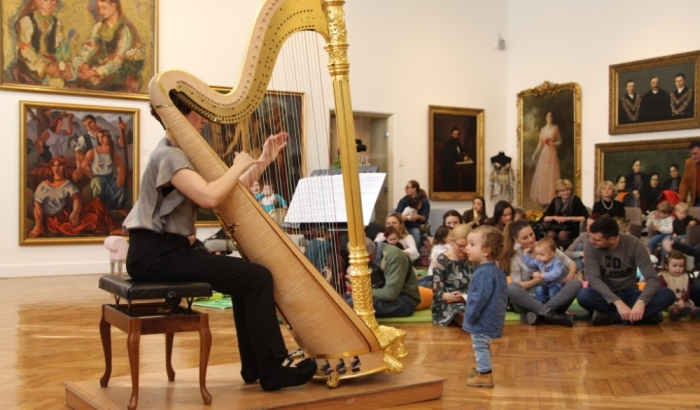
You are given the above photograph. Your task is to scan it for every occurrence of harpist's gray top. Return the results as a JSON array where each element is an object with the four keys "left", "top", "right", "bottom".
[{"left": 123, "top": 137, "right": 196, "bottom": 237}]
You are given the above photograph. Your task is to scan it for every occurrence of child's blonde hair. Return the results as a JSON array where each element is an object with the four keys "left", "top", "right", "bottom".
[
  {"left": 471, "top": 225, "right": 507, "bottom": 267},
  {"left": 613, "top": 216, "right": 630, "bottom": 234},
  {"left": 535, "top": 237, "right": 556, "bottom": 253},
  {"left": 449, "top": 224, "right": 473, "bottom": 241},
  {"left": 656, "top": 201, "right": 673, "bottom": 214},
  {"left": 675, "top": 201, "right": 689, "bottom": 212}
]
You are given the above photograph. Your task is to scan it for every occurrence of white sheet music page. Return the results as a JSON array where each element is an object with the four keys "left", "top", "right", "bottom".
[{"left": 285, "top": 173, "right": 386, "bottom": 225}]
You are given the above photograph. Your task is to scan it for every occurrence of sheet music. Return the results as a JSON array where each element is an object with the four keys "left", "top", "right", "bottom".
[{"left": 285, "top": 173, "right": 386, "bottom": 225}]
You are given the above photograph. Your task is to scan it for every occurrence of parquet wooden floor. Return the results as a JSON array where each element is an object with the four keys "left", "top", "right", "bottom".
[{"left": 2, "top": 274, "right": 700, "bottom": 409}]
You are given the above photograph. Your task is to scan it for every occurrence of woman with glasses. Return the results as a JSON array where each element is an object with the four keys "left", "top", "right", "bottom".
[
  {"left": 395, "top": 180, "right": 431, "bottom": 251},
  {"left": 541, "top": 179, "right": 589, "bottom": 249}
]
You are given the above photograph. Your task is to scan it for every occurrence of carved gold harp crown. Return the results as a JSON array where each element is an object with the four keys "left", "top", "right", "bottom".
[{"left": 149, "top": 0, "right": 406, "bottom": 386}]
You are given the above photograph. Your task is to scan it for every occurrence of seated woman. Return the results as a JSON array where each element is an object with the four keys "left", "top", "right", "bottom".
[
  {"left": 614, "top": 175, "right": 637, "bottom": 208},
  {"left": 432, "top": 224, "right": 472, "bottom": 326},
  {"left": 442, "top": 210, "right": 463, "bottom": 228},
  {"left": 541, "top": 179, "right": 589, "bottom": 248},
  {"left": 123, "top": 101, "right": 316, "bottom": 391},
  {"left": 591, "top": 180, "right": 626, "bottom": 219},
  {"left": 462, "top": 196, "right": 488, "bottom": 228},
  {"left": 395, "top": 180, "right": 430, "bottom": 248},
  {"left": 484, "top": 200, "right": 514, "bottom": 232},
  {"left": 503, "top": 220, "right": 581, "bottom": 327},
  {"left": 375, "top": 212, "right": 419, "bottom": 263}
]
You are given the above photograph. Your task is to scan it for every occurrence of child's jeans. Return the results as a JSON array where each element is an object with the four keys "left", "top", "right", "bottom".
[
  {"left": 533, "top": 282, "right": 564, "bottom": 304},
  {"left": 647, "top": 232, "right": 672, "bottom": 257},
  {"left": 471, "top": 333, "right": 493, "bottom": 373}
]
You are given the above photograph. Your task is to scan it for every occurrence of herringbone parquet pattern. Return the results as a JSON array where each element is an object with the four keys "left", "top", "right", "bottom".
[{"left": 2, "top": 274, "right": 699, "bottom": 410}]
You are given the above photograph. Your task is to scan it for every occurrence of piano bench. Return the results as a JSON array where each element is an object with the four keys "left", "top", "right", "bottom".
[{"left": 98, "top": 275, "right": 213, "bottom": 410}]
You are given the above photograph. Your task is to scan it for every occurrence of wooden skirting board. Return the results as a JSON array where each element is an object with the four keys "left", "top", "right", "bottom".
[{"left": 65, "top": 362, "right": 444, "bottom": 409}]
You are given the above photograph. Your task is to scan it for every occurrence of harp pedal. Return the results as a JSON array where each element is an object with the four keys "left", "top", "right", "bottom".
[
  {"left": 336, "top": 358, "right": 347, "bottom": 375},
  {"left": 322, "top": 360, "right": 332, "bottom": 375},
  {"left": 351, "top": 356, "right": 361, "bottom": 372}
]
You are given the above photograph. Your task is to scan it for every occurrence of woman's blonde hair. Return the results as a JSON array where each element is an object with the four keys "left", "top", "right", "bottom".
[
  {"left": 596, "top": 180, "right": 617, "bottom": 199},
  {"left": 555, "top": 179, "right": 573, "bottom": 193},
  {"left": 449, "top": 224, "right": 473, "bottom": 241},
  {"left": 386, "top": 212, "right": 409, "bottom": 238}
]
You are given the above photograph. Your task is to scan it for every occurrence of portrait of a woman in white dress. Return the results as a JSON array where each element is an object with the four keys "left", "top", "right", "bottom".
[{"left": 530, "top": 110, "right": 561, "bottom": 206}]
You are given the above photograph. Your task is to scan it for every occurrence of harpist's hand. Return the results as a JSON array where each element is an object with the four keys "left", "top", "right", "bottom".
[
  {"left": 259, "top": 132, "right": 289, "bottom": 165},
  {"left": 233, "top": 151, "right": 260, "bottom": 172}
]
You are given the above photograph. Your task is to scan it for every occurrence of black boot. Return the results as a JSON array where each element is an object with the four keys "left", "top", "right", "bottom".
[
  {"left": 241, "top": 348, "right": 288, "bottom": 384},
  {"left": 543, "top": 311, "right": 574, "bottom": 327}
]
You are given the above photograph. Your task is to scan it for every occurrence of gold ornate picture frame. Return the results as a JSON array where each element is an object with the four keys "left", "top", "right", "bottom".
[
  {"left": 20, "top": 101, "right": 139, "bottom": 245},
  {"left": 195, "top": 88, "right": 306, "bottom": 227},
  {"left": 609, "top": 50, "right": 700, "bottom": 135},
  {"left": 428, "top": 105, "right": 484, "bottom": 201},
  {"left": 595, "top": 137, "right": 693, "bottom": 205},
  {"left": 1, "top": 0, "right": 158, "bottom": 100},
  {"left": 517, "top": 81, "right": 581, "bottom": 211}
]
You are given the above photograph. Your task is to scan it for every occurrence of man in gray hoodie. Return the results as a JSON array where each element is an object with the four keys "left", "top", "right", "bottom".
[{"left": 577, "top": 216, "right": 675, "bottom": 325}]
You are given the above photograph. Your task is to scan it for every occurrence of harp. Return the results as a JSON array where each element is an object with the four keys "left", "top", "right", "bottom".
[{"left": 149, "top": 0, "right": 406, "bottom": 387}]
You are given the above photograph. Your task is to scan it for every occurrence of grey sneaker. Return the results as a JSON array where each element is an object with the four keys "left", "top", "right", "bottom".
[
  {"left": 591, "top": 311, "right": 614, "bottom": 326},
  {"left": 520, "top": 312, "right": 538, "bottom": 325}
]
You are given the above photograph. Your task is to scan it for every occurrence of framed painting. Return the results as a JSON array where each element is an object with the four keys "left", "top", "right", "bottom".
[
  {"left": 595, "top": 137, "right": 694, "bottom": 207},
  {"left": 609, "top": 50, "right": 700, "bottom": 135},
  {"left": 195, "top": 88, "right": 305, "bottom": 227},
  {"left": 1, "top": 0, "right": 158, "bottom": 100},
  {"left": 517, "top": 81, "right": 581, "bottom": 212},
  {"left": 428, "top": 105, "right": 484, "bottom": 201},
  {"left": 20, "top": 101, "right": 139, "bottom": 245}
]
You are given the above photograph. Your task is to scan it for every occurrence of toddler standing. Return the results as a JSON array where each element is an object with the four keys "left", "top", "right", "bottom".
[
  {"left": 523, "top": 237, "right": 568, "bottom": 303},
  {"left": 462, "top": 225, "right": 508, "bottom": 388}
]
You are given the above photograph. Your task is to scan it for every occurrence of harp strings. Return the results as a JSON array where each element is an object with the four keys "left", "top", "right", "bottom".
[{"left": 200, "top": 31, "right": 347, "bottom": 294}]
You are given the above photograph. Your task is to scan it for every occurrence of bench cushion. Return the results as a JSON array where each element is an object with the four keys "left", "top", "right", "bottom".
[{"left": 99, "top": 275, "right": 212, "bottom": 300}]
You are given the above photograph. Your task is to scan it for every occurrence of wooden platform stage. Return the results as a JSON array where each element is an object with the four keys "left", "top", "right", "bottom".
[{"left": 64, "top": 362, "right": 444, "bottom": 409}]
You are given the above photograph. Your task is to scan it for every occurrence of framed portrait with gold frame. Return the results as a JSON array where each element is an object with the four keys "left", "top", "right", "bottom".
[
  {"left": 517, "top": 81, "right": 581, "bottom": 212},
  {"left": 594, "top": 137, "right": 693, "bottom": 205},
  {"left": 195, "top": 88, "right": 306, "bottom": 227},
  {"left": 428, "top": 105, "right": 484, "bottom": 201},
  {"left": 1, "top": 0, "right": 158, "bottom": 100},
  {"left": 20, "top": 101, "right": 139, "bottom": 245},
  {"left": 609, "top": 50, "right": 700, "bottom": 135}
]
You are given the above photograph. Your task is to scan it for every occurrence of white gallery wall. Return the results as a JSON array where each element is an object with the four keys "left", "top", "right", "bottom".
[
  {"left": 507, "top": 0, "right": 700, "bottom": 208},
  {"left": 3, "top": 0, "right": 699, "bottom": 278}
]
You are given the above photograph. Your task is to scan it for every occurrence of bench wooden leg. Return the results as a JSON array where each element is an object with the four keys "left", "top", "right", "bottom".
[
  {"left": 99, "top": 306, "right": 112, "bottom": 388},
  {"left": 199, "top": 313, "right": 212, "bottom": 405},
  {"left": 127, "top": 319, "right": 141, "bottom": 410},
  {"left": 165, "top": 332, "right": 175, "bottom": 381}
]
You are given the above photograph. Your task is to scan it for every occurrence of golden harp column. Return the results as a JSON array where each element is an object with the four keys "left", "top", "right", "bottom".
[{"left": 322, "top": 0, "right": 408, "bottom": 370}]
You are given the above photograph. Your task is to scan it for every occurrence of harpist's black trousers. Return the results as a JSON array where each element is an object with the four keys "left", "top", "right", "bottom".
[{"left": 126, "top": 229, "right": 286, "bottom": 368}]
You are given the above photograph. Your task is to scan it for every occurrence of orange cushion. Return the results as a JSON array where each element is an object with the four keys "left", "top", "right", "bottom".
[{"left": 415, "top": 286, "right": 433, "bottom": 310}]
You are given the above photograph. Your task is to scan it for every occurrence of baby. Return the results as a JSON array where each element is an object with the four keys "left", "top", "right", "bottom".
[
  {"left": 401, "top": 197, "right": 422, "bottom": 219},
  {"left": 523, "top": 237, "right": 568, "bottom": 303},
  {"left": 383, "top": 226, "right": 404, "bottom": 250},
  {"left": 255, "top": 181, "right": 288, "bottom": 213}
]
